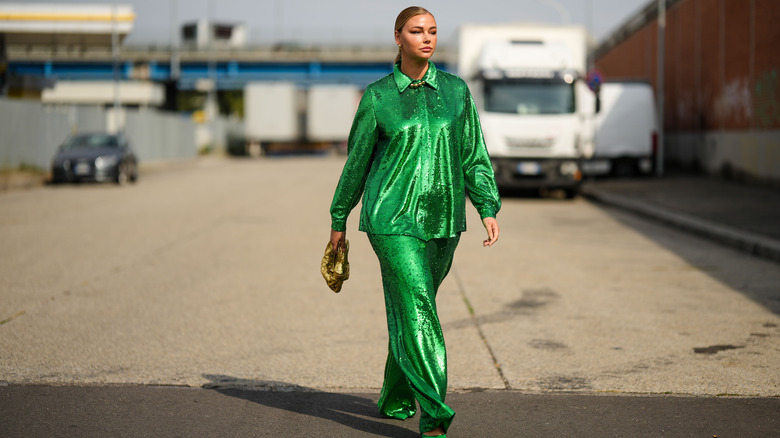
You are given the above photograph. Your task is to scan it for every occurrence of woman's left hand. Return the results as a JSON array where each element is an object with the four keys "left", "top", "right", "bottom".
[{"left": 482, "top": 217, "right": 500, "bottom": 247}]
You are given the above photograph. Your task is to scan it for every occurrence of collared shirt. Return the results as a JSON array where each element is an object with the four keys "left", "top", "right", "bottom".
[{"left": 330, "top": 61, "right": 501, "bottom": 240}]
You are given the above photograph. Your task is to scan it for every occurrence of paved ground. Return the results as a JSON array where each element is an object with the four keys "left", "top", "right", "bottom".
[
  {"left": 2, "top": 385, "right": 778, "bottom": 437},
  {"left": 1, "top": 157, "right": 778, "bottom": 437}
]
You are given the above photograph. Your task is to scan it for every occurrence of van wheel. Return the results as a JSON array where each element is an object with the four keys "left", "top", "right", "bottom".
[{"left": 613, "top": 160, "right": 636, "bottom": 178}]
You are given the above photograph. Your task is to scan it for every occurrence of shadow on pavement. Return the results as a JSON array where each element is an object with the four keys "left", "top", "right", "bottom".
[{"left": 202, "top": 374, "right": 418, "bottom": 438}]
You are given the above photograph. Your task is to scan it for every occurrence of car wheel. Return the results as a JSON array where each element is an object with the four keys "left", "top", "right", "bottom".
[
  {"left": 564, "top": 187, "right": 579, "bottom": 199},
  {"left": 129, "top": 163, "right": 138, "bottom": 183},
  {"left": 115, "top": 163, "right": 128, "bottom": 185}
]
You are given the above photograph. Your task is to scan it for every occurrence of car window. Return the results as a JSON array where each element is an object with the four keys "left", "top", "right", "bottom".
[{"left": 62, "top": 134, "right": 119, "bottom": 150}]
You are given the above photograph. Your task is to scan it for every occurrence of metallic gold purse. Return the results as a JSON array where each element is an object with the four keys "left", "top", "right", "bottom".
[{"left": 321, "top": 240, "right": 350, "bottom": 293}]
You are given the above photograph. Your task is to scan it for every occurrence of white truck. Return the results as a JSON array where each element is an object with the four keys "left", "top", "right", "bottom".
[
  {"left": 458, "top": 24, "right": 596, "bottom": 198},
  {"left": 582, "top": 81, "right": 658, "bottom": 177},
  {"left": 306, "top": 84, "right": 359, "bottom": 145},
  {"left": 244, "top": 82, "right": 359, "bottom": 155},
  {"left": 244, "top": 81, "right": 299, "bottom": 156}
]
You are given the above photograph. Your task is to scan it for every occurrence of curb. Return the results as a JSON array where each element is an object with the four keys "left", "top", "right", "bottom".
[{"left": 582, "top": 187, "right": 780, "bottom": 264}]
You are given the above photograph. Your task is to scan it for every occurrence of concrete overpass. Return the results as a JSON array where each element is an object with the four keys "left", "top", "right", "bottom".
[
  {"left": 5, "top": 39, "right": 458, "bottom": 93},
  {"left": 4, "top": 45, "right": 451, "bottom": 91},
  {"left": 0, "top": 2, "right": 458, "bottom": 113},
  {"left": 0, "top": 3, "right": 454, "bottom": 95}
]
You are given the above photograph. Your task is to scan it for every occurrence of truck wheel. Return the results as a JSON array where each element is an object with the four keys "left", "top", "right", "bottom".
[{"left": 247, "top": 142, "right": 263, "bottom": 158}]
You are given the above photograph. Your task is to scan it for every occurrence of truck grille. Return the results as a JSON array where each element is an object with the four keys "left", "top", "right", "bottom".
[{"left": 506, "top": 137, "right": 554, "bottom": 148}]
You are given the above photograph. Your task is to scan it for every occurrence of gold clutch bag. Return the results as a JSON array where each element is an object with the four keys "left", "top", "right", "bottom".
[{"left": 321, "top": 240, "right": 350, "bottom": 293}]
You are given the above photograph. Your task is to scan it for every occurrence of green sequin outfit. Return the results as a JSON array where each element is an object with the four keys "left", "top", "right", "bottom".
[{"left": 330, "top": 61, "right": 501, "bottom": 434}]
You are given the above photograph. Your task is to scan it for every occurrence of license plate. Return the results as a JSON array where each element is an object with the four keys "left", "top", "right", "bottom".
[
  {"left": 74, "top": 162, "right": 90, "bottom": 175},
  {"left": 516, "top": 162, "right": 541, "bottom": 175}
]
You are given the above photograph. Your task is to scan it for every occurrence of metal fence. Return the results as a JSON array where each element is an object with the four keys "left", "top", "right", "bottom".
[
  {"left": 0, "top": 98, "right": 199, "bottom": 170},
  {"left": 124, "top": 108, "right": 197, "bottom": 163}
]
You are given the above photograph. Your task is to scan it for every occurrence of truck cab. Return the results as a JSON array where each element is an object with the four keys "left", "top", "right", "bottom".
[{"left": 459, "top": 25, "right": 596, "bottom": 198}]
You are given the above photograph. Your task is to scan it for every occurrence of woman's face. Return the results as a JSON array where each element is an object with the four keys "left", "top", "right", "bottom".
[{"left": 395, "top": 13, "right": 437, "bottom": 63}]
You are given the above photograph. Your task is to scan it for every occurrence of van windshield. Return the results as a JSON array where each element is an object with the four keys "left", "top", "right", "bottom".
[{"left": 484, "top": 80, "right": 575, "bottom": 115}]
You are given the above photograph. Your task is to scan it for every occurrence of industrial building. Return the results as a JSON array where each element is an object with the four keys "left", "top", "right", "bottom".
[
  {"left": 593, "top": 0, "right": 780, "bottom": 182},
  {"left": 0, "top": 3, "right": 401, "bottom": 101},
  {"left": 2, "top": 1, "right": 779, "bottom": 183},
  {"left": 0, "top": 3, "right": 135, "bottom": 99}
]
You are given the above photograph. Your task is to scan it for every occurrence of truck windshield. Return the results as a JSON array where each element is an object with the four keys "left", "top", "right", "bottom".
[{"left": 484, "top": 80, "right": 575, "bottom": 115}]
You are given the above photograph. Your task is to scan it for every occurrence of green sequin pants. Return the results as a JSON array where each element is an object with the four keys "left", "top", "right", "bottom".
[{"left": 368, "top": 233, "right": 460, "bottom": 434}]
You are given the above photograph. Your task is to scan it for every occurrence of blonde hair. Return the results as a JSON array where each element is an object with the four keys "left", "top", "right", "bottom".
[{"left": 394, "top": 6, "right": 434, "bottom": 64}]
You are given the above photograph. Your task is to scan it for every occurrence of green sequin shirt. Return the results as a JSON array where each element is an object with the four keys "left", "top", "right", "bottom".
[{"left": 330, "top": 61, "right": 501, "bottom": 241}]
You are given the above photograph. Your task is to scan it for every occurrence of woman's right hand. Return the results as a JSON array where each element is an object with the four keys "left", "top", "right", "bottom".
[{"left": 330, "top": 229, "right": 346, "bottom": 251}]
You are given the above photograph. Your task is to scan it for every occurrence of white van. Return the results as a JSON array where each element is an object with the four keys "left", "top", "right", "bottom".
[{"left": 582, "top": 81, "right": 658, "bottom": 177}]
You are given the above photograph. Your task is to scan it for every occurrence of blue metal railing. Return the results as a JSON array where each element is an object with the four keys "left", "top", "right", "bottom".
[{"left": 7, "top": 59, "right": 428, "bottom": 89}]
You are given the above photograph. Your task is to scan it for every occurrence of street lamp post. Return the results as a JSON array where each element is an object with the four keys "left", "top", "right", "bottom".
[
  {"left": 585, "top": 0, "right": 594, "bottom": 70},
  {"left": 656, "top": 0, "right": 666, "bottom": 176},
  {"left": 170, "top": 0, "right": 179, "bottom": 81},
  {"left": 112, "top": 1, "right": 120, "bottom": 132},
  {"left": 207, "top": 0, "right": 217, "bottom": 151}
]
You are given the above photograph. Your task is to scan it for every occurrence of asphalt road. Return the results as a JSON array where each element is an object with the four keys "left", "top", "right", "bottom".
[
  {"left": 2, "top": 385, "right": 778, "bottom": 437},
  {"left": 1, "top": 156, "right": 779, "bottom": 436}
]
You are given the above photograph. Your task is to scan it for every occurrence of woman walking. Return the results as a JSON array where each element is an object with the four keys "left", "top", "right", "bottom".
[{"left": 328, "top": 6, "right": 501, "bottom": 437}]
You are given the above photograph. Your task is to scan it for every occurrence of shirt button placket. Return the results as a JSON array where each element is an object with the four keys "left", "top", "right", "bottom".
[{"left": 421, "top": 86, "right": 433, "bottom": 237}]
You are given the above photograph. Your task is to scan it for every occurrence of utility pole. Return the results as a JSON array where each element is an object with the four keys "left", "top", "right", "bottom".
[
  {"left": 170, "top": 0, "right": 179, "bottom": 81},
  {"left": 656, "top": 0, "right": 666, "bottom": 176},
  {"left": 274, "top": 0, "right": 283, "bottom": 44},
  {"left": 112, "top": 0, "right": 121, "bottom": 132},
  {"left": 168, "top": 0, "right": 180, "bottom": 112},
  {"left": 0, "top": 35, "right": 7, "bottom": 96},
  {"left": 585, "top": 0, "right": 593, "bottom": 70},
  {"left": 208, "top": 0, "right": 217, "bottom": 151}
]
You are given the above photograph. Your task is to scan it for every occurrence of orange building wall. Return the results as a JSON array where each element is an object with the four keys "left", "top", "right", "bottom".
[{"left": 594, "top": 0, "right": 780, "bottom": 132}]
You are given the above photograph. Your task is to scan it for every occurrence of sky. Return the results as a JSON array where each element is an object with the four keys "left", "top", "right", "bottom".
[{"left": 15, "top": 0, "right": 653, "bottom": 46}]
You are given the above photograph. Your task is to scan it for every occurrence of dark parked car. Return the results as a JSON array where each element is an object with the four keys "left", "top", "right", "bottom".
[{"left": 51, "top": 132, "right": 138, "bottom": 185}]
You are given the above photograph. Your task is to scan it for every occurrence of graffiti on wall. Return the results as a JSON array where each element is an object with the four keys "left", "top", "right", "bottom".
[
  {"left": 754, "top": 70, "right": 780, "bottom": 129},
  {"left": 712, "top": 71, "right": 780, "bottom": 129},
  {"left": 714, "top": 77, "right": 752, "bottom": 128}
]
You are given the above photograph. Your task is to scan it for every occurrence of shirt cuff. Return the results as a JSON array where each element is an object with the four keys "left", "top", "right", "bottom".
[
  {"left": 478, "top": 208, "right": 497, "bottom": 221},
  {"left": 331, "top": 218, "right": 347, "bottom": 232}
]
